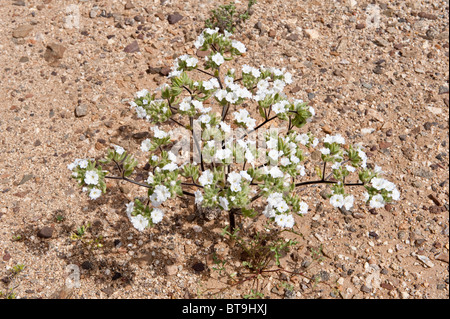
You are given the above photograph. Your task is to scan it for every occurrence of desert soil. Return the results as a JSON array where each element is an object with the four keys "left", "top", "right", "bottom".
[{"left": 0, "top": 0, "right": 448, "bottom": 299}]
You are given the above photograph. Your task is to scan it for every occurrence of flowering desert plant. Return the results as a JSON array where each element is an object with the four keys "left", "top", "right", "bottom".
[{"left": 68, "top": 27, "right": 400, "bottom": 236}]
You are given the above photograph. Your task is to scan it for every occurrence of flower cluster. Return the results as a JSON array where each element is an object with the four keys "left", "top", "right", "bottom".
[
  {"left": 69, "top": 27, "right": 400, "bottom": 234},
  {"left": 130, "top": 89, "right": 171, "bottom": 123},
  {"left": 68, "top": 158, "right": 106, "bottom": 200}
]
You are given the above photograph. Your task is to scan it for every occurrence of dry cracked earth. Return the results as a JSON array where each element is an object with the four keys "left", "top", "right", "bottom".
[{"left": 0, "top": 0, "right": 449, "bottom": 299}]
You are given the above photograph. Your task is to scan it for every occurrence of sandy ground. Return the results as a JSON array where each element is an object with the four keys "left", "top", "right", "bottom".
[{"left": 0, "top": 0, "right": 448, "bottom": 299}]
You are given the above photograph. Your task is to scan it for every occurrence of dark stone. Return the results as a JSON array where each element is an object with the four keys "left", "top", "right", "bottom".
[
  {"left": 373, "top": 65, "right": 384, "bottom": 74},
  {"left": 286, "top": 33, "right": 299, "bottom": 41},
  {"left": 418, "top": 12, "right": 437, "bottom": 20},
  {"left": 112, "top": 272, "right": 122, "bottom": 280},
  {"left": 123, "top": 41, "right": 140, "bottom": 53},
  {"left": 132, "top": 132, "right": 150, "bottom": 139},
  {"left": 37, "top": 226, "right": 53, "bottom": 238},
  {"left": 160, "top": 67, "right": 171, "bottom": 76},
  {"left": 114, "top": 239, "right": 122, "bottom": 247},
  {"left": 81, "top": 261, "right": 94, "bottom": 270},
  {"left": 360, "top": 285, "right": 371, "bottom": 293},
  {"left": 192, "top": 262, "right": 205, "bottom": 272},
  {"left": 43, "top": 43, "right": 66, "bottom": 65},
  {"left": 75, "top": 104, "right": 88, "bottom": 117},
  {"left": 380, "top": 282, "right": 394, "bottom": 290},
  {"left": 168, "top": 12, "right": 183, "bottom": 25}
]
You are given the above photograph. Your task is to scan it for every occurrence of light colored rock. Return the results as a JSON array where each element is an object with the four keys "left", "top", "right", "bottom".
[{"left": 304, "top": 29, "right": 320, "bottom": 40}]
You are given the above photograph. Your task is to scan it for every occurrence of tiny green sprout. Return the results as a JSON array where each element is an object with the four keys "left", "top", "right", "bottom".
[
  {"left": 310, "top": 244, "right": 324, "bottom": 263},
  {"left": 243, "top": 289, "right": 264, "bottom": 299},
  {"left": 11, "top": 234, "right": 22, "bottom": 242},
  {"left": 71, "top": 222, "right": 92, "bottom": 240},
  {"left": 56, "top": 214, "right": 65, "bottom": 222},
  {"left": 12, "top": 264, "right": 25, "bottom": 275},
  {"left": 212, "top": 253, "right": 227, "bottom": 276}
]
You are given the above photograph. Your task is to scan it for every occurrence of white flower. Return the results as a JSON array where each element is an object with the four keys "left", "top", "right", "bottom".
[
  {"left": 298, "top": 202, "right": 308, "bottom": 215},
  {"left": 130, "top": 215, "right": 149, "bottom": 231},
  {"left": 186, "top": 57, "right": 198, "bottom": 68},
  {"left": 343, "top": 195, "right": 354, "bottom": 210},
  {"left": 267, "top": 192, "right": 284, "bottom": 207},
  {"left": 215, "top": 89, "right": 228, "bottom": 101},
  {"left": 227, "top": 171, "right": 242, "bottom": 185},
  {"left": 369, "top": 194, "right": 385, "bottom": 209},
  {"left": 147, "top": 173, "right": 154, "bottom": 184},
  {"left": 204, "top": 27, "right": 219, "bottom": 35},
  {"left": 297, "top": 165, "right": 306, "bottom": 176},
  {"left": 195, "top": 190, "right": 204, "bottom": 205},
  {"left": 251, "top": 67, "right": 261, "bottom": 78},
  {"left": 276, "top": 200, "right": 289, "bottom": 213},
  {"left": 383, "top": 181, "right": 396, "bottom": 192},
  {"left": 162, "top": 162, "right": 178, "bottom": 171},
  {"left": 280, "top": 157, "right": 291, "bottom": 167},
  {"left": 269, "top": 166, "right": 284, "bottom": 178},
  {"left": 272, "top": 100, "right": 289, "bottom": 114},
  {"left": 224, "top": 76, "right": 234, "bottom": 87},
  {"left": 150, "top": 185, "right": 171, "bottom": 206},
  {"left": 244, "top": 117, "right": 256, "bottom": 130},
  {"left": 215, "top": 148, "right": 232, "bottom": 161},
  {"left": 268, "top": 149, "right": 281, "bottom": 161},
  {"left": 391, "top": 188, "right": 400, "bottom": 201},
  {"left": 296, "top": 133, "right": 309, "bottom": 146},
  {"left": 232, "top": 40, "right": 246, "bottom": 53},
  {"left": 199, "top": 114, "right": 211, "bottom": 124},
  {"left": 226, "top": 91, "right": 239, "bottom": 104},
  {"left": 240, "top": 170, "right": 252, "bottom": 182},
  {"left": 194, "top": 34, "right": 205, "bottom": 49},
  {"left": 284, "top": 72, "right": 293, "bottom": 84},
  {"left": 346, "top": 165, "right": 356, "bottom": 173},
  {"left": 371, "top": 177, "right": 387, "bottom": 190},
  {"left": 245, "top": 150, "right": 255, "bottom": 163},
  {"left": 273, "top": 79, "right": 286, "bottom": 93},
  {"left": 263, "top": 205, "right": 276, "bottom": 218},
  {"left": 136, "top": 89, "right": 149, "bottom": 98},
  {"left": 84, "top": 170, "right": 99, "bottom": 185},
  {"left": 89, "top": 188, "right": 102, "bottom": 200},
  {"left": 125, "top": 201, "right": 134, "bottom": 219},
  {"left": 374, "top": 165, "right": 383, "bottom": 174},
  {"left": 219, "top": 196, "right": 230, "bottom": 211},
  {"left": 357, "top": 149, "right": 368, "bottom": 168},
  {"left": 152, "top": 126, "right": 169, "bottom": 139},
  {"left": 135, "top": 106, "right": 147, "bottom": 119},
  {"left": 320, "top": 148, "right": 331, "bottom": 155},
  {"left": 230, "top": 183, "right": 242, "bottom": 192},
  {"left": 233, "top": 109, "right": 250, "bottom": 123},
  {"left": 363, "top": 192, "right": 370, "bottom": 202},
  {"left": 220, "top": 121, "right": 231, "bottom": 133},
  {"left": 331, "top": 162, "right": 341, "bottom": 170},
  {"left": 113, "top": 145, "right": 125, "bottom": 155},
  {"left": 312, "top": 138, "right": 319, "bottom": 147},
  {"left": 211, "top": 52, "right": 224, "bottom": 66},
  {"left": 141, "top": 139, "right": 152, "bottom": 152},
  {"left": 199, "top": 169, "right": 214, "bottom": 186},
  {"left": 275, "top": 214, "right": 295, "bottom": 228},
  {"left": 266, "top": 137, "right": 278, "bottom": 150},
  {"left": 151, "top": 208, "right": 164, "bottom": 224},
  {"left": 179, "top": 100, "right": 191, "bottom": 112},
  {"left": 330, "top": 194, "right": 345, "bottom": 208},
  {"left": 242, "top": 64, "right": 252, "bottom": 74}
]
